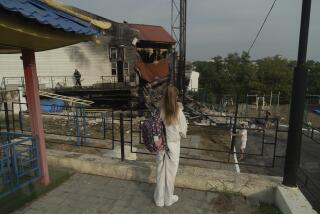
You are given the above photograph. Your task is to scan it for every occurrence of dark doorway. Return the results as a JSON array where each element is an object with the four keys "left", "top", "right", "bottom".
[{"left": 117, "top": 61, "right": 124, "bottom": 82}]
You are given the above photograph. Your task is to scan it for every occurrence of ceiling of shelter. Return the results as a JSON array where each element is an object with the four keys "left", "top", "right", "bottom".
[{"left": 0, "top": 0, "right": 104, "bottom": 54}]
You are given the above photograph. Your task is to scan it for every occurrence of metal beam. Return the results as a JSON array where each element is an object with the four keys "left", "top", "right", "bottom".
[
  {"left": 171, "top": 0, "right": 187, "bottom": 99},
  {"left": 179, "top": 0, "right": 187, "bottom": 102}
]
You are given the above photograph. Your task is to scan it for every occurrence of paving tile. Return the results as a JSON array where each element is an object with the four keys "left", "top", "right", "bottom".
[
  {"left": 180, "top": 188, "right": 207, "bottom": 201},
  {"left": 14, "top": 173, "right": 255, "bottom": 214}
]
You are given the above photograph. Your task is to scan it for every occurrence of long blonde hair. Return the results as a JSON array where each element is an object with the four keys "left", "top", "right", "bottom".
[{"left": 161, "top": 85, "right": 179, "bottom": 126}]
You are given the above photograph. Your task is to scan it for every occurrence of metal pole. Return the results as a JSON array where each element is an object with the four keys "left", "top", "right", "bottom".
[
  {"left": 22, "top": 49, "right": 49, "bottom": 185},
  {"left": 51, "top": 76, "right": 54, "bottom": 89},
  {"left": 130, "top": 109, "right": 133, "bottom": 153},
  {"left": 283, "top": 0, "right": 312, "bottom": 187},
  {"left": 229, "top": 96, "right": 239, "bottom": 161},
  {"left": 102, "top": 112, "right": 106, "bottom": 140},
  {"left": 19, "top": 109, "right": 24, "bottom": 133},
  {"left": 120, "top": 113, "right": 125, "bottom": 161},
  {"left": 112, "top": 109, "right": 114, "bottom": 149},
  {"left": 74, "top": 110, "right": 80, "bottom": 146},
  {"left": 4, "top": 102, "right": 10, "bottom": 132},
  {"left": 179, "top": 0, "right": 187, "bottom": 103},
  {"left": 11, "top": 102, "right": 15, "bottom": 133},
  {"left": 82, "top": 108, "right": 87, "bottom": 145}
]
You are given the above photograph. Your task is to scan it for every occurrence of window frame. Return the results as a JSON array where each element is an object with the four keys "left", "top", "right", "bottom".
[
  {"left": 118, "top": 47, "right": 125, "bottom": 61},
  {"left": 111, "top": 62, "right": 117, "bottom": 76},
  {"left": 110, "top": 47, "right": 118, "bottom": 60},
  {"left": 124, "top": 62, "right": 129, "bottom": 75}
]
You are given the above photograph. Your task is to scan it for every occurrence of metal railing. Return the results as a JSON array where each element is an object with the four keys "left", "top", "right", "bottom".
[
  {"left": 6, "top": 102, "right": 115, "bottom": 150},
  {"left": 1, "top": 101, "right": 283, "bottom": 168},
  {"left": 0, "top": 76, "right": 74, "bottom": 90},
  {"left": 277, "top": 126, "right": 320, "bottom": 212},
  {"left": 38, "top": 76, "right": 74, "bottom": 89},
  {"left": 0, "top": 75, "right": 133, "bottom": 90},
  {"left": 297, "top": 168, "right": 320, "bottom": 212},
  {"left": 303, "top": 123, "right": 320, "bottom": 144},
  {"left": 0, "top": 132, "right": 40, "bottom": 198},
  {"left": 0, "top": 77, "right": 25, "bottom": 90},
  {"left": 128, "top": 111, "right": 280, "bottom": 168},
  {"left": 100, "top": 76, "right": 131, "bottom": 88}
]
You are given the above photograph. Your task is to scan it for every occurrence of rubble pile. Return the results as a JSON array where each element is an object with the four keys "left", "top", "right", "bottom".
[
  {"left": 142, "top": 78, "right": 168, "bottom": 110},
  {"left": 142, "top": 82, "right": 229, "bottom": 126},
  {"left": 184, "top": 96, "right": 230, "bottom": 126}
]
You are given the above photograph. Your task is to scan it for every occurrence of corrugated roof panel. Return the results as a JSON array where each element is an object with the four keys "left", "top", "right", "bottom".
[{"left": 0, "top": 0, "right": 100, "bottom": 36}]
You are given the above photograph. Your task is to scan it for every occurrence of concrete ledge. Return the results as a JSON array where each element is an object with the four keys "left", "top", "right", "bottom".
[
  {"left": 47, "top": 149, "right": 282, "bottom": 204},
  {"left": 275, "top": 185, "right": 317, "bottom": 214}
]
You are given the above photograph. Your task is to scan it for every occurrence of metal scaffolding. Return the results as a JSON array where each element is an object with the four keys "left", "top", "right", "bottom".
[{"left": 171, "top": 0, "right": 187, "bottom": 101}]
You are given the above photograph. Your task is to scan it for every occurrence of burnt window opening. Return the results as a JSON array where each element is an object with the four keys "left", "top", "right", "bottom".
[
  {"left": 110, "top": 47, "right": 117, "bottom": 60},
  {"left": 118, "top": 47, "right": 125, "bottom": 61},
  {"left": 137, "top": 48, "right": 168, "bottom": 63},
  {"left": 109, "top": 46, "right": 125, "bottom": 61},
  {"left": 112, "top": 62, "right": 117, "bottom": 75},
  {"left": 124, "top": 62, "right": 129, "bottom": 76}
]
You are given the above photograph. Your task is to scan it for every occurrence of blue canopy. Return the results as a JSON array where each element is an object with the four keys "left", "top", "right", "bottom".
[{"left": 0, "top": 0, "right": 100, "bottom": 36}]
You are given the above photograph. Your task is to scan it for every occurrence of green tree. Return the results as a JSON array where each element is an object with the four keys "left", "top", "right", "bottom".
[
  {"left": 255, "top": 56, "right": 293, "bottom": 96},
  {"left": 307, "top": 61, "right": 320, "bottom": 94},
  {"left": 192, "top": 53, "right": 320, "bottom": 100}
]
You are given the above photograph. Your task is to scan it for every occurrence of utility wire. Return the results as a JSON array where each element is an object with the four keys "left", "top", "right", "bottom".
[{"left": 248, "top": 0, "right": 277, "bottom": 54}]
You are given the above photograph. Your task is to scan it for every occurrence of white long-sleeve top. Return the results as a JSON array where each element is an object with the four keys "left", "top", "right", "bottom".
[{"left": 161, "top": 106, "right": 188, "bottom": 142}]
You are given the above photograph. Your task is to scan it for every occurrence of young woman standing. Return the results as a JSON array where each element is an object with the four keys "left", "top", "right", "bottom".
[{"left": 154, "top": 85, "right": 188, "bottom": 207}]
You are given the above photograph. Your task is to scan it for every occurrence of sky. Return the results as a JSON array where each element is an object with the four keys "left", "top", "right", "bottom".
[{"left": 60, "top": 0, "right": 320, "bottom": 61}]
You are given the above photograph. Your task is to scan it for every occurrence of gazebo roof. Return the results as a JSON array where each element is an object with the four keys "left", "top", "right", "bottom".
[{"left": 0, "top": 0, "right": 106, "bottom": 53}]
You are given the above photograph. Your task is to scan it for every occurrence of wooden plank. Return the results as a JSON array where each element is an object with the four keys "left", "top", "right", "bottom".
[{"left": 38, "top": 90, "right": 94, "bottom": 106}]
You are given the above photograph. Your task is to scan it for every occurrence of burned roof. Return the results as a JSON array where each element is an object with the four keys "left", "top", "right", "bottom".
[
  {"left": 135, "top": 59, "right": 170, "bottom": 83},
  {"left": 129, "top": 24, "right": 175, "bottom": 45},
  {"left": 42, "top": 0, "right": 112, "bottom": 30}
]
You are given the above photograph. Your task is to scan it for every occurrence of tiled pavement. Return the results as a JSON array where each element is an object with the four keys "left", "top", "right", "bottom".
[{"left": 13, "top": 174, "right": 257, "bottom": 214}]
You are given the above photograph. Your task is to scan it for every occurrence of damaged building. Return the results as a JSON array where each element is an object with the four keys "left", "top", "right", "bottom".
[{"left": 0, "top": 1, "right": 175, "bottom": 109}]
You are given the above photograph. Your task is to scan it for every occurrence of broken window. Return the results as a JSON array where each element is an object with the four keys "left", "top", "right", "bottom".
[
  {"left": 118, "top": 47, "right": 125, "bottom": 61},
  {"left": 124, "top": 62, "right": 129, "bottom": 76},
  {"left": 110, "top": 47, "right": 118, "bottom": 60},
  {"left": 112, "top": 62, "right": 117, "bottom": 75}
]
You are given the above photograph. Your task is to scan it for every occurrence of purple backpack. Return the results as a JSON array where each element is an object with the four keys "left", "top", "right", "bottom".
[{"left": 142, "top": 109, "right": 167, "bottom": 153}]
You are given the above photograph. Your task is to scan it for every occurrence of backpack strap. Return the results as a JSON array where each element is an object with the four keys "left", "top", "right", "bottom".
[{"left": 161, "top": 121, "right": 171, "bottom": 159}]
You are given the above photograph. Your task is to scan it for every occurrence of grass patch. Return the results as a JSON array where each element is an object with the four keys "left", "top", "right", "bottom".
[
  {"left": 0, "top": 166, "right": 73, "bottom": 214},
  {"left": 258, "top": 203, "right": 282, "bottom": 214}
]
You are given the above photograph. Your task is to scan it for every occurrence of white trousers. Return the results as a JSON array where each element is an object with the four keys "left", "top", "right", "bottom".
[{"left": 154, "top": 141, "right": 180, "bottom": 205}]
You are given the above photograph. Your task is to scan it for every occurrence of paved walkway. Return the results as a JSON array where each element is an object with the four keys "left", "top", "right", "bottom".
[{"left": 14, "top": 174, "right": 257, "bottom": 214}]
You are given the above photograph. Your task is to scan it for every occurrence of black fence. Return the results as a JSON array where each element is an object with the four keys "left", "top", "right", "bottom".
[
  {"left": 276, "top": 124, "right": 320, "bottom": 212},
  {"left": 0, "top": 102, "right": 282, "bottom": 168},
  {"left": 297, "top": 168, "right": 320, "bottom": 212},
  {"left": 303, "top": 123, "right": 320, "bottom": 144},
  {"left": 0, "top": 101, "right": 319, "bottom": 211},
  {"left": 122, "top": 109, "right": 281, "bottom": 169}
]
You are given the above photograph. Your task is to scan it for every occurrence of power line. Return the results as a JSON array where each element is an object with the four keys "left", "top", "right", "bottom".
[{"left": 248, "top": 0, "right": 278, "bottom": 54}]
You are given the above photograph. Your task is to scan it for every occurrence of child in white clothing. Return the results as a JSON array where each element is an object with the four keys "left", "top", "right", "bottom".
[{"left": 154, "top": 85, "right": 187, "bottom": 207}]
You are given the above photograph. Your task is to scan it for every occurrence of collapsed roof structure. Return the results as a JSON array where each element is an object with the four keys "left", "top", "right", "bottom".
[{"left": 130, "top": 24, "right": 176, "bottom": 83}]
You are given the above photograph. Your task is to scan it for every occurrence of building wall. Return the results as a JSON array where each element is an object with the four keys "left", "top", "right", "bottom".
[
  {"left": 0, "top": 40, "right": 114, "bottom": 88},
  {"left": 108, "top": 22, "right": 139, "bottom": 84},
  {"left": 36, "top": 41, "right": 112, "bottom": 87}
]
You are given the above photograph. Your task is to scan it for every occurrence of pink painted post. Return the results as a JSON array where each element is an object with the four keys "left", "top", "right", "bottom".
[{"left": 22, "top": 49, "right": 50, "bottom": 185}]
